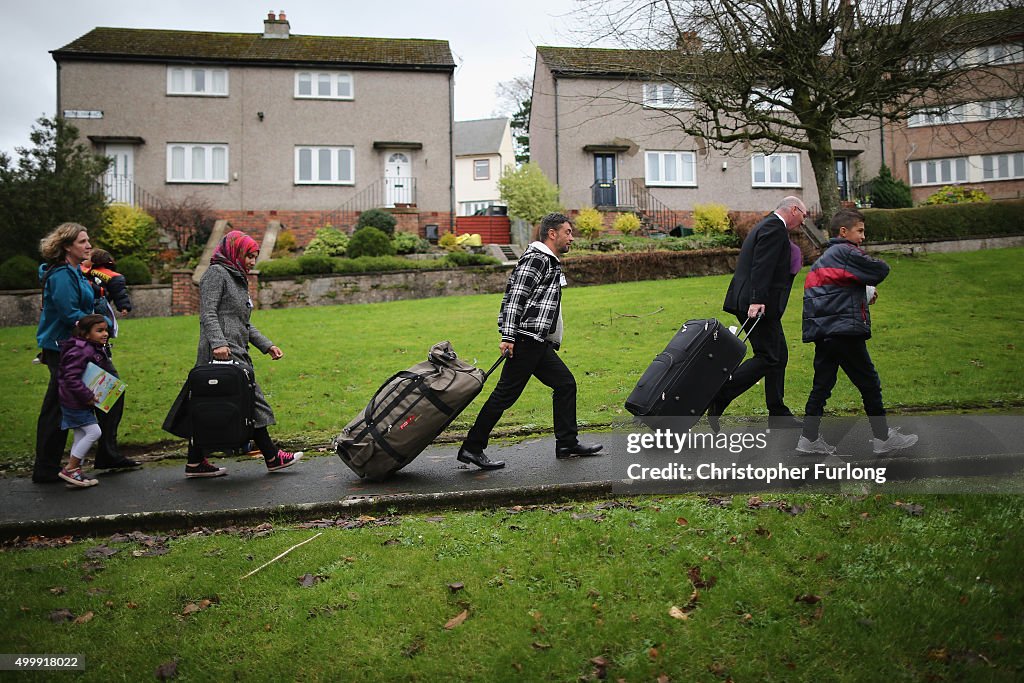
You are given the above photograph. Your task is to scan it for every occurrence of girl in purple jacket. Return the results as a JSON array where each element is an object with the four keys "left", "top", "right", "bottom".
[{"left": 57, "top": 314, "right": 115, "bottom": 488}]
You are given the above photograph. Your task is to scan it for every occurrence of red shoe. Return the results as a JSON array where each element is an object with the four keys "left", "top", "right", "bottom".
[{"left": 266, "top": 450, "right": 303, "bottom": 472}]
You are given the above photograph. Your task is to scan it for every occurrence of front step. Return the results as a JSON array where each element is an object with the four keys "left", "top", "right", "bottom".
[{"left": 486, "top": 244, "right": 523, "bottom": 264}]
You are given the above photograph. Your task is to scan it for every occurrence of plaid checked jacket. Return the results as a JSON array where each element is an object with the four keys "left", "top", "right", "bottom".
[{"left": 498, "top": 244, "right": 562, "bottom": 345}]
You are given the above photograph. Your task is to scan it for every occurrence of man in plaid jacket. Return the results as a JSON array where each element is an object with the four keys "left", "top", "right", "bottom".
[{"left": 458, "top": 213, "right": 603, "bottom": 469}]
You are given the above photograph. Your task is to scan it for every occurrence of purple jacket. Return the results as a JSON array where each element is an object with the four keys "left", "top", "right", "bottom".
[{"left": 58, "top": 337, "right": 116, "bottom": 409}]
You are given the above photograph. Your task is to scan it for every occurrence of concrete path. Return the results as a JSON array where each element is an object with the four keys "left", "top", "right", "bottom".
[{"left": 3, "top": 415, "right": 1022, "bottom": 539}]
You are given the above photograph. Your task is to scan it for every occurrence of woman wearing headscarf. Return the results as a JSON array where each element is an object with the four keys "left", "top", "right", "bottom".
[{"left": 183, "top": 230, "right": 302, "bottom": 477}]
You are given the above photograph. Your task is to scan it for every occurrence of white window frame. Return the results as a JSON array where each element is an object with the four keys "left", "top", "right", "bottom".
[
  {"left": 982, "top": 152, "right": 1024, "bottom": 181},
  {"left": 908, "top": 157, "right": 969, "bottom": 186},
  {"left": 751, "top": 87, "right": 793, "bottom": 112},
  {"left": 166, "top": 144, "right": 229, "bottom": 183},
  {"left": 979, "top": 97, "right": 1024, "bottom": 120},
  {"left": 644, "top": 150, "right": 697, "bottom": 187},
  {"left": 473, "top": 159, "right": 490, "bottom": 181},
  {"left": 167, "top": 67, "right": 228, "bottom": 96},
  {"left": 294, "top": 71, "right": 354, "bottom": 100},
  {"left": 751, "top": 153, "right": 801, "bottom": 187},
  {"left": 908, "top": 104, "right": 968, "bottom": 127},
  {"left": 642, "top": 83, "right": 693, "bottom": 109},
  {"left": 294, "top": 146, "right": 355, "bottom": 185},
  {"left": 980, "top": 42, "right": 1024, "bottom": 66}
]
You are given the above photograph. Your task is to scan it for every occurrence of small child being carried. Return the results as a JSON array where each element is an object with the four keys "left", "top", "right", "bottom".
[{"left": 57, "top": 314, "right": 116, "bottom": 488}]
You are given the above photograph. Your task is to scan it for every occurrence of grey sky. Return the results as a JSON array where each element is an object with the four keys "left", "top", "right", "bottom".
[{"left": 2, "top": 0, "right": 582, "bottom": 157}]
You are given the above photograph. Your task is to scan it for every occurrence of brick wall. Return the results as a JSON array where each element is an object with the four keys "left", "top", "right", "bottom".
[{"left": 171, "top": 271, "right": 198, "bottom": 316}]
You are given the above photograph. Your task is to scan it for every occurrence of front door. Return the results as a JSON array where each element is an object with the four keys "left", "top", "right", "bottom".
[
  {"left": 384, "top": 152, "right": 412, "bottom": 207},
  {"left": 835, "top": 157, "right": 850, "bottom": 201},
  {"left": 103, "top": 144, "right": 134, "bottom": 205},
  {"left": 593, "top": 153, "right": 617, "bottom": 206}
]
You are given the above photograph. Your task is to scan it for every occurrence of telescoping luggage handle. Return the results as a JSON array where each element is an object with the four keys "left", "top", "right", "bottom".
[
  {"left": 736, "top": 314, "right": 762, "bottom": 344},
  {"left": 484, "top": 351, "right": 508, "bottom": 380}
]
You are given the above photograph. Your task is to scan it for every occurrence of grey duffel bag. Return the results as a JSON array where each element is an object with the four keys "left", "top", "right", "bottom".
[{"left": 334, "top": 341, "right": 504, "bottom": 480}]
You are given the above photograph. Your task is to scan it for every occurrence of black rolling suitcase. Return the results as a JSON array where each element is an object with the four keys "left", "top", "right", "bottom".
[
  {"left": 334, "top": 341, "right": 504, "bottom": 481},
  {"left": 187, "top": 360, "right": 256, "bottom": 452},
  {"left": 625, "top": 318, "right": 758, "bottom": 429}
]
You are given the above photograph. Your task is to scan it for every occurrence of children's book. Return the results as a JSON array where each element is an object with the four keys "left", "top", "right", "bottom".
[{"left": 83, "top": 362, "right": 126, "bottom": 413}]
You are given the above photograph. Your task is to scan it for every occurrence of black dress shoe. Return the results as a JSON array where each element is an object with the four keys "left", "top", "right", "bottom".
[
  {"left": 768, "top": 414, "right": 804, "bottom": 429},
  {"left": 555, "top": 443, "right": 604, "bottom": 459},
  {"left": 32, "top": 473, "right": 62, "bottom": 484},
  {"left": 94, "top": 458, "right": 142, "bottom": 469},
  {"left": 457, "top": 447, "right": 505, "bottom": 470}
]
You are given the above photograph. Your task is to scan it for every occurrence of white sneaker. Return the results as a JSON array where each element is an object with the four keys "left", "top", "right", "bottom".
[
  {"left": 796, "top": 435, "right": 837, "bottom": 455},
  {"left": 871, "top": 427, "right": 918, "bottom": 455}
]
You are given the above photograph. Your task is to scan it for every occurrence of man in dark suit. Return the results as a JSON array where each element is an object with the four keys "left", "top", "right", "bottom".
[{"left": 708, "top": 196, "right": 808, "bottom": 430}]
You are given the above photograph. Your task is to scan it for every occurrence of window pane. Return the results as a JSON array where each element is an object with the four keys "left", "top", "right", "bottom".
[
  {"left": 192, "top": 147, "right": 205, "bottom": 180},
  {"left": 170, "top": 68, "right": 185, "bottom": 92},
  {"left": 318, "top": 74, "right": 331, "bottom": 97},
  {"left": 318, "top": 149, "right": 332, "bottom": 181},
  {"left": 298, "top": 149, "right": 312, "bottom": 181},
  {"left": 1014, "top": 153, "right": 1024, "bottom": 177},
  {"left": 298, "top": 73, "right": 311, "bottom": 96},
  {"left": 983, "top": 157, "right": 995, "bottom": 179},
  {"left": 955, "top": 158, "right": 967, "bottom": 180},
  {"left": 647, "top": 153, "right": 659, "bottom": 181},
  {"left": 998, "top": 155, "right": 1009, "bottom": 177},
  {"left": 911, "top": 163, "right": 922, "bottom": 185},
  {"left": 926, "top": 162, "right": 937, "bottom": 184},
  {"left": 664, "top": 153, "right": 677, "bottom": 182},
  {"left": 753, "top": 156, "right": 765, "bottom": 183},
  {"left": 785, "top": 156, "right": 798, "bottom": 183},
  {"left": 212, "top": 70, "right": 226, "bottom": 94},
  {"left": 681, "top": 154, "right": 694, "bottom": 182},
  {"left": 171, "top": 147, "right": 185, "bottom": 179},
  {"left": 769, "top": 155, "right": 783, "bottom": 183},
  {"left": 192, "top": 70, "right": 205, "bottom": 93},
  {"left": 212, "top": 147, "right": 226, "bottom": 180},
  {"left": 339, "top": 149, "right": 352, "bottom": 182},
  {"left": 337, "top": 75, "right": 351, "bottom": 98}
]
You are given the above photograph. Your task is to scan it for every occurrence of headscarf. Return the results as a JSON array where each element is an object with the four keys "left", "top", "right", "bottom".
[{"left": 210, "top": 230, "right": 260, "bottom": 274}]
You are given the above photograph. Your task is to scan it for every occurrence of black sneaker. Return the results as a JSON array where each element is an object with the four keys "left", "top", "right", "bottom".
[{"left": 185, "top": 459, "right": 227, "bottom": 478}]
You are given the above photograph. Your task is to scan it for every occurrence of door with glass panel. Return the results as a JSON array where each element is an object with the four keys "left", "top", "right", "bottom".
[
  {"left": 103, "top": 144, "right": 134, "bottom": 205},
  {"left": 385, "top": 152, "right": 412, "bottom": 207}
]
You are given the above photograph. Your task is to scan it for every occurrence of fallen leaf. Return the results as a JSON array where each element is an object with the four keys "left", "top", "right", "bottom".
[
  {"left": 795, "top": 594, "right": 822, "bottom": 604},
  {"left": 73, "top": 611, "right": 94, "bottom": 625},
  {"left": 298, "top": 573, "right": 327, "bottom": 588},
  {"left": 668, "top": 606, "right": 689, "bottom": 621},
  {"left": 425, "top": 516, "right": 444, "bottom": 523},
  {"left": 401, "top": 635, "right": 425, "bottom": 658},
  {"left": 755, "top": 526, "right": 772, "bottom": 538},
  {"left": 675, "top": 517, "right": 688, "bottom": 526},
  {"left": 382, "top": 538, "right": 401, "bottom": 546},
  {"left": 444, "top": 609, "right": 469, "bottom": 630},
  {"left": 48, "top": 608, "right": 75, "bottom": 623},
  {"left": 83, "top": 545, "right": 118, "bottom": 559},
  {"left": 181, "top": 599, "right": 213, "bottom": 616},
  {"left": 893, "top": 501, "right": 925, "bottom": 516},
  {"left": 154, "top": 658, "right": 178, "bottom": 680},
  {"left": 688, "top": 566, "right": 717, "bottom": 590},
  {"left": 126, "top": 602, "right": 138, "bottom": 609},
  {"left": 657, "top": 674, "right": 671, "bottom": 683},
  {"left": 531, "top": 641, "right": 552, "bottom": 650},
  {"left": 49, "top": 586, "right": 66, "bottom": 595},
  {"left": 648, "top": 647, "right": 659, "bottom": 660},
  {"left": 105, "top": 601, "right": 114, "bottom": 608},
  {"left": 447, "top": 582, "right": 464, "bottom": 593}
]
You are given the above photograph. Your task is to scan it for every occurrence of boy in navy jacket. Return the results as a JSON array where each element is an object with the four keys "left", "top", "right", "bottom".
[{"left": 797, "top": 209, "right": 917, "bottom": 456}]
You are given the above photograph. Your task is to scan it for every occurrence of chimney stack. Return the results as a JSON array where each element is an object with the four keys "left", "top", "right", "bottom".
[
  {"left": 263, "top": 9, "right": 290, "bottom": 39},
  {"left": 676, "top": 31, "right": 702, "bottom": 52}
]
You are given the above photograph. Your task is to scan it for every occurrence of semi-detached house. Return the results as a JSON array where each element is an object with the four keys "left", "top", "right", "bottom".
[{"left": 51, "top": 12, "right": 457, "bottom": 242}]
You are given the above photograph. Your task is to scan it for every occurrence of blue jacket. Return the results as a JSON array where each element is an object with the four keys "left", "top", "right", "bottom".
[
  {"left": 802, "top": 238, "right": 890, "bottom": 342},
  {"left": 36, "top": 263, "right": 97, "bottom": 352}
]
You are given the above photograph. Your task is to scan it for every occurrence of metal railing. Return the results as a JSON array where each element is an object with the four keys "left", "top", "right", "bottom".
[
  {"left": 321, "top": 177, "right": 417, "bottom": 228},
  {"left": 94, "top": 174, "right": 164, "bottom": 213},
  {"left": 589, "top": 177, "right": 678, "bottom": 234}
]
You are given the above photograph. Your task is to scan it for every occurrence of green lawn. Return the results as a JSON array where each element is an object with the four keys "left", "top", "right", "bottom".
[
  {"left": 1, "top": 493, "right": 1021, "bottom": 681},
  {"left": 2, "top": 248, "right": 1022, "bottom": 467}
]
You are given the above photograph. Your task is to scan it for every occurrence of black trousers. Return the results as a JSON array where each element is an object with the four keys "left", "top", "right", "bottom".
[
  {"left": 717, "top": 314, "right": 791, "bottom": 415},
  {"left": 93, "top": 358, "right": 125, "bottom": 466},
  {"left": 463, "top": 336, "right": 577, "bottom": 453},
  {"left": 34, "top": 349, "right": 68, "bottom": 481},
  {"left": 802, "top": 337, "right": 888, "bottom": 441}
]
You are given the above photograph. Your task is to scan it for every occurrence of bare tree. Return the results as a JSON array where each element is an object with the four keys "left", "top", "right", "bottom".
[
  {"left": 574, "top": 0, "right": 1024, "bottom": 218},
  {"left": 495, "top": 76, "right": 533, "bottom": 164}
]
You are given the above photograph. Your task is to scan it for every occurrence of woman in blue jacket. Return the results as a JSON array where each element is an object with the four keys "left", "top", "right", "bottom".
[{"left": 33, "top": 223, "right": 102, "bottom": 483}]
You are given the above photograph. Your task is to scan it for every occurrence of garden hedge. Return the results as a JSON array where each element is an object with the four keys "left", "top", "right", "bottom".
[{"left": 863, "top": 200, "right": 1024, "bottom": 242}]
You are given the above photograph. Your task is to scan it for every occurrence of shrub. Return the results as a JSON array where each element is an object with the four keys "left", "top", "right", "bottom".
[
  {"left": 613, "top": 212, "right": 641, "bottom": 235},
  {"left": 863, "top": 200, "right": 1024, "bottom": 241},
  {"left": 98, "top": 204, "right": 156, "bottom": 257},
  {"left": 356, "top": 209, "right": 397, "bottom": 237},
  {"left": 0, "top": 254, "right": 40, "bottom": 290},
  {"left": 148, "top": 194, "right": 215, "bottom": 253},
  {"left": 497, "top": 162, "right": 562, "bottom": 226},
  {"left": 347, "top": 227, "right": 396, "bottom": 258},
  {"left": 296, "top": 253, "right": 335, "bottom": 274},
  {"left": 574, "top": 208, "right": 604, "bottom": 239},
  {"left": 922, "top": 185, "right": 991, "bottom": 205},
  {"left": 691, "top": 203, "right": 731, "bottom": 235},
  {"left": 304, "top": 226, "right": 349, "bottom": 257},
  {"left": 869, "top": 164, "right": 913, "bottom": 209},
  {"left": 443, "top": 252, "right": 500, "bottom": 267},
  {"left": 257, "top": 258, "right": 303, "bottom": 277},
  {"left": 392, "top": 231, "right": 429, "bottom": 255},
  {"left": 437, "top": 232, "right": 463, "bottom": 252},
  {"left": 272, "top": 229, "right": 298, "bottom": 257},
  {"left": 118, "top": 255, "right": 152, "bottom": 285}
]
